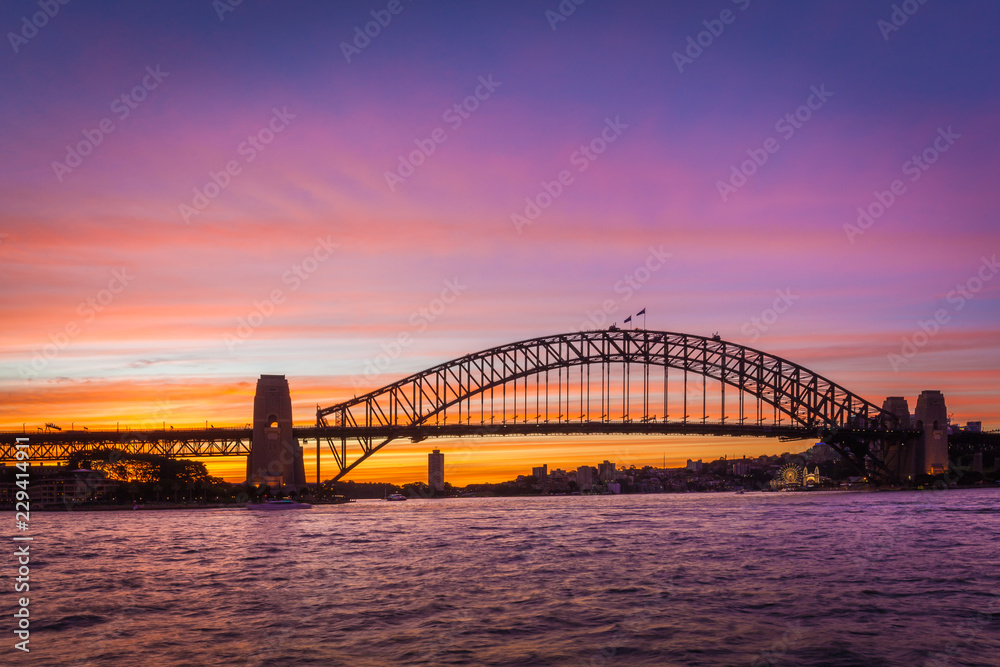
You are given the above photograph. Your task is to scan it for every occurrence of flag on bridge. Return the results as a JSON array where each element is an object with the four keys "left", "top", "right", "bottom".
[
  {"left": 624, "top": 315, "right": 632, "bottom": 324},
  {"left": 636, "top": 308, "right": 646, "bottom": 316}
]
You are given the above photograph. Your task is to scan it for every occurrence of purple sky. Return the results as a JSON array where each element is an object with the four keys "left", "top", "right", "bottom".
[{"left": 2, "top": 0, "right": 998, "bottom": 480}]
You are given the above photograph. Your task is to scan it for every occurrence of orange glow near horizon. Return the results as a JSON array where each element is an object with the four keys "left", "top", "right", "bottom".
[
  {"left": 191, "top": 434, "right": 799, "bottom": 485},
  {"left": 5, "top": 372, "right": 995, "bottom": 485}
]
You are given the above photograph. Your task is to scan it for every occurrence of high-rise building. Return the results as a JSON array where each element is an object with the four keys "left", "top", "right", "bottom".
[
  {"left": 532, "top": 464, "right": 548, "bottom": 480},
  {"left": 685, "top": 459, "right": 703, "bottom": 472},
  {"left": 576, "top": 466, "right": 594, "bottom": 491},
  {"left": 597, "top": 460, "right": 616, "bottom": 482},
  {"left": 428, "top": 449, "right": 445, "bottom": 492}
]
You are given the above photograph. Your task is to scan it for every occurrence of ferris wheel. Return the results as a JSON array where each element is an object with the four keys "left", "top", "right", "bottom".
[{"left": 778, "top": 464, "right": 802, "bottom": 487}]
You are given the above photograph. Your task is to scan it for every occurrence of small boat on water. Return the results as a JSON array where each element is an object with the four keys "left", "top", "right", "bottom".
[
  {"left": 385, "top": 493, "right": 407, "bottom": 502},
  {"left": 246, "top": 499, "right": 312, "bottom": 510}
]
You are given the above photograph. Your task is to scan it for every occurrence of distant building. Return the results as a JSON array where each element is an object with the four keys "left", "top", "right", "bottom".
[
  {"left": 803, "top": 465, "right": 827, "bottom": 486},
  {"left": 966, "top": 421, "right": 982, "bottom": 433},
  {"left": 597, "top": 460, "right": 616, "bottom": 482},
  {"left": 685, "top": 459, "right": 703, "bottom": 472},
  {"left": 1, "top": 468, "right": 119, "bottom": 508},
  {"left": 638, "top": 477, "right": 662, "bottom": 493},
  {"left": 732, "top": 457, "right": 751, "bottom": 476},
  {"left": 428, "top": 449, "right": 445, "bottom": 492},
  {"left": 606, "top": 481, "right": 621, "bottom": 494},
  {"left": 532, "top": 464, "right": 548, "bottom": 480},
  {"left": 576, "top": 466, "right": 594, "bottom": 491}
]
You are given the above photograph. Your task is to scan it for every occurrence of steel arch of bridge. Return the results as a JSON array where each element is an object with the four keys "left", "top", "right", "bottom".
[{"left": 316, "top": 330, "right": 904, "bottom": 481}]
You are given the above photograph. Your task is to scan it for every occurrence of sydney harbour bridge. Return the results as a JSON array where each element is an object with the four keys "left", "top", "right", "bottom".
[{"left": 0, "top": 329, "right": 950, "bottom": 484}]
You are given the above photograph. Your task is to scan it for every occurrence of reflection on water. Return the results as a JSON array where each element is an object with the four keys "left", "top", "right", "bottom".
[{"left": 16, "top": 489, "right": 1000, "bottom": 666}]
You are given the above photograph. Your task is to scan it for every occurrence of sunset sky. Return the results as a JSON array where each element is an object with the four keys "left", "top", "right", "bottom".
[{"left": 2, "top": 1, "right": 998, "bottom": 484}]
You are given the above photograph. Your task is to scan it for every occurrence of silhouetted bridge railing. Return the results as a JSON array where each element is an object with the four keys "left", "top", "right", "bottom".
[{"left": 0, "top": 427, "right": 253, "bottom": 461}]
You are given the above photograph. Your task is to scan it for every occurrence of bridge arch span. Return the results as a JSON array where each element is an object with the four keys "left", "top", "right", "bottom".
[{"left": 317, "top": 330, "right": 900, "bottom": 480}]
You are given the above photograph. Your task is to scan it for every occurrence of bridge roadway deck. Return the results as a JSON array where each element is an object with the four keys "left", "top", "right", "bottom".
[{"left": 0, "top": 421, "right": 911, "bottom": 462}]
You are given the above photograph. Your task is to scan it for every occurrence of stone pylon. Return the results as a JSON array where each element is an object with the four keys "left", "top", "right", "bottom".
[
  {"left": 914, "top": 390, "right": 948, "bottom": 475},
  {"left": 247, "top": 375, "right": 306, "bottom": 491},
  {"left": 882, "top": 396, "right": 915, "bottom": 479}
]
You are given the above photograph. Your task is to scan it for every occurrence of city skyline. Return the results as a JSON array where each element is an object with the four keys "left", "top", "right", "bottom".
[{"left": 2, "top": 1, "right": 998, "bottom": 486}]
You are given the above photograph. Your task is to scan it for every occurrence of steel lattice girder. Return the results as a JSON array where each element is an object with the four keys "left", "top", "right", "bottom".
[
  {"left": 0, "top": 429, "right": 252, "bottom": 462},
  {"left": 318, "top": 331, "right": 899, "bottom": 430},
  {"left": 316, "top": 330, "right": 910, "bottom": 479}
]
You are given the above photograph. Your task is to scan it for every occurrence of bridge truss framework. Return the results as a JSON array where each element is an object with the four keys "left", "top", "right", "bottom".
[{"left": 2, "top": 330, "right": 921, "bottom": 482}]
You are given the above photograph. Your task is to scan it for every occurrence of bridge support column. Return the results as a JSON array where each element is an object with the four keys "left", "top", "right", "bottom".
[
  {"left": 247, "top": 375, "right": 307, "bottom": 492},
  {"left": 915, "top": 390, "right": 948, "bottom": 476},
  {"left": 882, "top": 396, "right": 913, "bottom": 480}
]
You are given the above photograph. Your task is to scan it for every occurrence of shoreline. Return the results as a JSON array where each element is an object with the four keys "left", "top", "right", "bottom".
[{"left": 5, "top": 484, "right": 997, "bottom": 511}]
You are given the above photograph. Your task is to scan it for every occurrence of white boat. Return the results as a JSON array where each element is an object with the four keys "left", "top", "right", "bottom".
[
  {"left": 385, "top": 493, "right": 407, "bottom": 502},
  {"left": 246, "top": 499, "right": 312, "bottom": 510}
]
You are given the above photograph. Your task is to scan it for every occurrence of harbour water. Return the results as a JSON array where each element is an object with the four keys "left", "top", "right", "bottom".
[{"left": 11, "top": 488, "right": 1000, "bottom": 666}]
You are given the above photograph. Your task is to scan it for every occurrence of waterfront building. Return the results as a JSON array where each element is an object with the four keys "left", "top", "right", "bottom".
[
  {"left": 686, "top": 459, "right": 703, "bottom": 472},
  {"left": 428, "top": 449, "right": 445, "bottom": 492},
  {"left": 0, "top": 467, "right": 118, "bottom": 508},
  {"left": 732, "top": 457, "right": 751, "bottom": 476},
  {"left": 576, "top": 466, "right": 594, "bottom": 491},
  {"left": 532, "top": 464, "right": 548, "bottom": 480},
  {"left": 803, "top": 465, "right": 826, "bottom": 486},
  {"left": 597, "top": 460, "right": 616, "bottom": 482}
]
